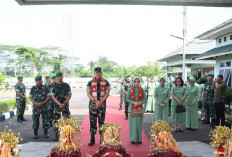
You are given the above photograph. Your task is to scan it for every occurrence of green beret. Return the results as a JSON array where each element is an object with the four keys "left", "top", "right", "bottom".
[
  {"left": 207, "top": 74, "right": 214, "bottom": 78},
  {"left": 50, "top": 73, "right": 56, "bottom": 79},
  {"left": 56, "top": 71, "right": 63, "bottom": 77},
  {"left": 17, "top": 75, "right": 23, "bottom": 79},
  {"left": 125, "top": 74, "right": 131, "bottom": 78},
  {"left": 35, "top": 75, "right": 42, "bottom": 81}
]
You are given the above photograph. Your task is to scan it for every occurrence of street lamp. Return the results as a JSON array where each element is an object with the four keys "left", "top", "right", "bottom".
[{"left": 170, "top": 6, "right": 187, "bottom": 82}]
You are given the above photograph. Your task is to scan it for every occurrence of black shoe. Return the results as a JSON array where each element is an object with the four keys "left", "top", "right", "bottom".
[
  {"left": 186, "top": 128, "right": 191, "bottom": 130},
  {"left": 21, "top": 117, "right": 27, "bottom": 121},
  {"left": 125, "top": 117, "right": 128, "bottom": 120},
  {"left": 179, "top": 129, "right": 184, "bottom": 133},
  {"left": 33, "top": 129, "right": 38, "bottom": 139},
  {"left": 53, "top": 133, "right": 59, "bottom": 141},
  {"left": 203, "top": 121, "right": 210, "bottom": 124},
  {"left": 138, "top": 141, "right": 142, "bottom": 144},
  {"left": 190, "top": 128, "right": 196, "bottom": 131},
  {"left": 88, "top": 134, "right": 95, "bottom": 146},
  {"left": 44, "top": 129, "right": 50, "bottom": 138},
  {"left": 118, "top": 107, "right": 122, "bottom": 110},
  {"left": 131, "top": 141, "right": 136, "bottom": 144},
  {"left": 48, "top": 121, "right": 53, "bottom": 128}
]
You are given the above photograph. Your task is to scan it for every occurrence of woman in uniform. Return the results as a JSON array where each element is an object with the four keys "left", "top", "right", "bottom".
[
  {"left": 171, "top": 77, "right": 188, "bottom": 132},
  {"left": 153, "top": 77, "right": 170, "bottom": 123},
  {"left": 186, "top": 77, "right": 200, "bottom": 131},
  {"left": 126, "top": 76, "right": 147, "bottom": 144}
]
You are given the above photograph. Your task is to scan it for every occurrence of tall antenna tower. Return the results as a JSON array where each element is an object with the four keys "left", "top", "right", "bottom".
[{"left": 63, "top": 13, "right": 78, "bottom": 57}]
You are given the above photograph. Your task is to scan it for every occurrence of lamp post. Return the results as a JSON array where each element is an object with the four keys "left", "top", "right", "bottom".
[{"left": 170, "top": 6, "right": 187, "bottom": 82}]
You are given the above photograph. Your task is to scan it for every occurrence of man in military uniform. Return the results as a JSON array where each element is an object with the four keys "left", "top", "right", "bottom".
[
  {"left": 47, "top": 73, "right": 56, "bottom": 127},
  {"left": 15, "top": 75, "right": 27, "bottom": 122},
  {"left": 45, "top": 76, "right": 51, "bottom": 86},
  {"left": 52, "top": 72, "right": 72, "bottom": 141},
  {"left": 116, "top": 78, "right": 124, "bottom": 110},
  {"left": 122, "top": 75, "right": 133, "bottom": 120},
  {"left": 86, "top": 67, "right": 110, "bottom": 146},
  {"left": 29, "top": 75, "right": 50, "bottom": 139},
  {"left": 203, "top": 74, "right": 216, "bottom": 127}
]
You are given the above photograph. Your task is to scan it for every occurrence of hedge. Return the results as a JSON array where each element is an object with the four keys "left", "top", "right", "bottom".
[{"left": 0, "top": 97, "right": 31, "bottom": 114}]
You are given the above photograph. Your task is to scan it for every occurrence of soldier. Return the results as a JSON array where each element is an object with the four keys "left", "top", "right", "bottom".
[
  {"left": 86, "top": 67, "right": 110, "bottom": 146},
  {"left": 47, "top": 73, "right": 56, "bottom": 127},
  {"left": 29, "top": 75, "right": 50, "bottom": 139},
  {"left": 116, "top": 78, "right": 124, "bottom": 110},
  {"left": 203, "top": 74, "right": 216, "bottom": 127},
  {"left": 122, "top": 75, "right": 133, "bottom": 120},
  {"left": 15, "top": 75, "right": 27, "bottom": 122},
  {"left": 45, "top": 76, "right": 51, "bottom": 85},
  {"left": 52, "top": 71, "right": 72, "bottom": 141}
]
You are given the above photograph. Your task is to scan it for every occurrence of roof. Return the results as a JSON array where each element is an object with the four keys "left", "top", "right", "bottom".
[
  {"left": 15, "top": 0, "right": 232, "bottom": 6},
  {"left": 196, "top": 18, "right": 232, "bottom": 40},
  {"left": 159, "top": 39, "right": 216, "bottom": 62},
  {"left": 196, "top": 43, "right": 232, "bottom": 60}
]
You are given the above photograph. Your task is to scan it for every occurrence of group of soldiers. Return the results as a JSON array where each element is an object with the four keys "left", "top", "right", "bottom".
[{"left": 15, "top": 72, "right": 72, "bottom": 141}]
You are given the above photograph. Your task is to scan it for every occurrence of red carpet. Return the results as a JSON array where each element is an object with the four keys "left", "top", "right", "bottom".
[{"left": 80, "top": 96, "right": 150, "bottom": 157}]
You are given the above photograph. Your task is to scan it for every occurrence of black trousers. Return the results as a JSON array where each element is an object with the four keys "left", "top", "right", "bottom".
[
  {"left": 214, "top": 102, "right": 225, "bottom": 126},
  {"left": 124, "top": 96, "right": 129, "bottom": 117}
]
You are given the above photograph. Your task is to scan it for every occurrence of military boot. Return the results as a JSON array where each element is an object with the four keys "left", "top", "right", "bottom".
[
  {"left": 17, "top": 116, "right": 22, "bottom": 122},
  {"left": 33, "top": 129, "right": 38, "bottom": 139},
  {"left": 88, "top": 134, "right": 95, "bottom": 146},
  {"left": 44, "top": 129, "right": 50, "bottom": 138},
  {"left": 53, "top": 133, "right": 59, "bottom": 141}
]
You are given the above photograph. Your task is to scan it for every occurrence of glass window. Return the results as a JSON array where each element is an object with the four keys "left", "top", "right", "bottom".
[
  {"left": 230, "top": 35, "right": 232, "bottom": 40},
  {"left": 226, "top": 61, "right": 231, "bottom": 67},
  {"left": 219, "top": 38, "right": 222, "bottom": 43},
  {"left": 224, "top": 36, "right": 227, "bottom": 42},
  {"left": 220, "top": 62, "right": 225, "bottom": 67}
]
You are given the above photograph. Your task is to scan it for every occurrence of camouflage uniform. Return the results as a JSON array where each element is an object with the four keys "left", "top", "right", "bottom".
[
  {"left": 87, "top": 79, "right": 110, "bottom": 135},
  {"left": 120, "top": 89, "right": 124, "bottom": 108},
  {"left": 52, "top": 82, "right": 72, "bottom": 133},
  {"left": 122, "top": 80, "right": 133, "bottom": 118},
  {"left": 15, "top": 82, "right": 26, "bottom": 118},
  {"left": 29, "top": 85, "right": 50, "bottom": 130},
  {"left": 47, "top": 83, "right": 55, "bottom": 122},
  {"left": 203, "top": 81, "right": 216, "bottom": 122}
]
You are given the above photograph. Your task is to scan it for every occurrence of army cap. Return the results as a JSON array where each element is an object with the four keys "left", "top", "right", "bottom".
[
  {"left": 17, "top": 75, "right": 23, "bottom": 79},
  {"left": 125, "top": 74, "right": 131, "bottom": 78},
  {"left": 50, "top": 73, "right": 56, "bottom": 79},
  {"left": 56, "top": 71, "right": 63, "bottom": 77},
  {"left": 94, "top": 67, "right": 102, "bottom": 73},
  {"left": 35, "top": 75, "right": 42, "bottom": 81}
]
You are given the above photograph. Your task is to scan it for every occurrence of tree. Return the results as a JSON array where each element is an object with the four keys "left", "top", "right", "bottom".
[{"left": 0, "top": 73, "right": 5, "bottom": 87}]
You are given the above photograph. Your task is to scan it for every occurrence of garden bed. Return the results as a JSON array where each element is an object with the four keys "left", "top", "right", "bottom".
[{"left": 0, "top": 98, "right": 31, "bottom": 114}]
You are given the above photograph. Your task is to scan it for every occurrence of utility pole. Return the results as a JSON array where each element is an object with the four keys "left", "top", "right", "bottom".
[{"left": 182, "top": 6, "right": 187, "bottom": 82}]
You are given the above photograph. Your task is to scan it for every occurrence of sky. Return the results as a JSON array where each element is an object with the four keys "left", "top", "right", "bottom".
[{"left": 1, "top": 0, "right": 232, "bottom": 68}]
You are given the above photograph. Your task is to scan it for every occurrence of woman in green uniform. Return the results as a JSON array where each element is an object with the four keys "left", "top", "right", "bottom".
[
  {"left": 126, "top": 76, "right": 147, "bottom": 144},
  {"left": 145, "top": 77, "right": 156, "bottom": 113},
  {"left": 171, "top": 77, "right": 188, "bottom": 132},
  {"left": 186, "top": 77, "right": 200, "bottom": 131},
  {"left": 153, "top": 77, "right": 170, "bottom": 123}
]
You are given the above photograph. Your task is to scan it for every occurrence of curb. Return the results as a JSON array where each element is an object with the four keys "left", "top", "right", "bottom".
[{"left": 0, "top": 104, "right": 33, "bottom": 122}]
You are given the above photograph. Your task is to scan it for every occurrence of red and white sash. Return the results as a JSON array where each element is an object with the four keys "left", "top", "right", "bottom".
[
  {"left": 91, "top": 77, "right": 106, "bottom": 109},
  {"left": 131, "top": 86, "right": 143, "bottom": 114}
]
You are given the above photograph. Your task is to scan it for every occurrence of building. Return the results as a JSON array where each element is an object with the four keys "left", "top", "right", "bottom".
[
  {"left": 159, "top": 39, "right": 215, "bottom": 80},
  {"left": 196, "top": 18, "right": 232, "bottom": 87}
]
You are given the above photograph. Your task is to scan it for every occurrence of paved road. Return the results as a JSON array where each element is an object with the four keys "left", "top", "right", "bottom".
[{"left": 0, "top": 88, "right": 214, "bottom": 156}]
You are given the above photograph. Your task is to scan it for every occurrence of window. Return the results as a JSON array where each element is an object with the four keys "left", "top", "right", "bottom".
[
  {"left": 226, "top": 61, "right": 231, "bottom": 67},
  {"left": 220, "top": 62, "right": 225, "bottom": 67},
  {"left": 230, "top": 34, "right": 232, "bottom": 40},
  {"left": 224, "top": 36, "right": 227, "bottom": 42},
  {"left": 219, "top": 38, "right": 222, "bottom": 43}
]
